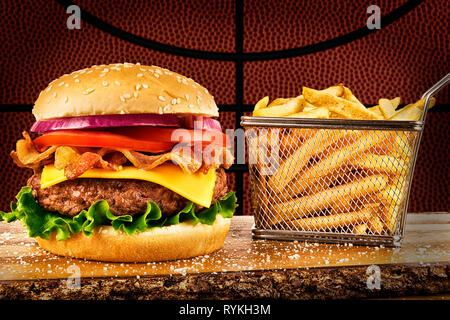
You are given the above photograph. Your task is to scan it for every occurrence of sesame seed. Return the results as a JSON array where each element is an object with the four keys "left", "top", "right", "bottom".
[
  {"left": 158, "top": 106, "right": 163, "bottom": 114},
  {"left": 102, "top": 68, "right": 109, "bottom": 73},
  {"left": 120, "top": 95, "right": 126, "bottom": 102},
  {"left": 134, "top": 92, "right": 138, "bottom": 98},
  {"left": 99, "top": 73, "right": 107, "bottom": 77},
  {"left": 139, "top": 68, "right": 146, "bottom": 72},
  {"left": 65, "top": 83, "right": 69, "bottom": 87},
  {"left": 74, "top": 79, "right": 80, "bottom": 83},
  {"left": 102, "top": 81, "right": 108, "bottom": 86},
  {"left": 158, "top": 95, "right": 166, "bottom": 101},
  {"left": 137, "top": 73, "right": 143, "bottom": 77},
  {"left": 188, "top": 104, "right": 195, "bottom": 109},
  {"left": 177, "top": 79, "right": 182, "bottom": 83},
  {"left": 155, "top": 69, "right": 162, "bottom": 74},
  {"left": 154, "top": 73, "right": 160, "bottom": 78},
  {"left": 142, "top": 83, "right": 148, "bottom": 89},
  {"left": 185, "top": 94, "right": 189, "bottom": 100},
  {"left": 177, "top": 98, "right": 181, "bottom": 104},
  {"left": 164, "top": 105, "right": 171, "bottom": 112},
  {"left": 115, "top": 81, "right": 120, "bottom": 86},
  {"left": 46, "top": 85, "right": 52, "bottom": 92},
  {"left": 58, "top": 82, "right": 65, "bottom": 87},
  {"left": 83, "top": 88, "right": 95, "bottom": 94},
  {"left": 135, "top": 84, "right": 141, "bottom": 91},
  {"left": 87, "top": 70, "right": 93, "bottom": 74},
  {"left": 73, "top": 74, "right": 79, "bottom": 78},
  {"left": 123, "top": 93, "right": 131, "bottom": 99},
  {"left": 171, "top": 98, "right": 177, "bottom": 105},
  {"left": 64, "top": 96, "right": 68, "bottom": 103},
  {"left": 182, "top": 78, "right": 188, "bottom": 85},
  {"left": 136, "top": 62, "right": 141, "bottom": 65},
  {"left": 52, "top": 92, "right": 57, "bottom": 98}
]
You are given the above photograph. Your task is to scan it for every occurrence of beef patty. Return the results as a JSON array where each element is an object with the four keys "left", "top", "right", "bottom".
[{"left": 27, "top": 168, "right": 228, "bottom": 217}]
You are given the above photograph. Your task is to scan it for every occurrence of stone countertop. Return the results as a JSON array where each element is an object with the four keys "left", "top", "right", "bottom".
[{"left": 0, "top": 214, "right": 448, "bottom": 299}]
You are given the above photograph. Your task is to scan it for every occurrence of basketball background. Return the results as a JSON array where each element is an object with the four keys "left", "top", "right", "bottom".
[{"left": 0, "top": 0, "right": 448, "bottom": 215}]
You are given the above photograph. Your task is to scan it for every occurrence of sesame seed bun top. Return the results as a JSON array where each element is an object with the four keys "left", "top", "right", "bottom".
[{"left": 33, "top": 63, "right": 218, "bottom": 121}]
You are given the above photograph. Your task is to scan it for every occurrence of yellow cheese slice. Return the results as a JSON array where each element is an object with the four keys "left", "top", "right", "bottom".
[{"left": 41, "top": 164, "right": 217, "bottom": 208}]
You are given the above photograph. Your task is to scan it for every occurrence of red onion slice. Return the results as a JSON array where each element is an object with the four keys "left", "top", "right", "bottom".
[
  {"left": 201, "top": 117, "right": 222, "bottom": 132},
  {"left": 190, "top": 116, "right": 222, "bottom": 132},
  {"left": 31, "top": 114, "right": 180, "bottom": 133}
]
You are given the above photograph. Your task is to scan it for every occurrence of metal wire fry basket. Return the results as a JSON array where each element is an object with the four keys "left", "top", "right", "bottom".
[{"left": 241, "top": 74, "right": 449, "bottom": 247}]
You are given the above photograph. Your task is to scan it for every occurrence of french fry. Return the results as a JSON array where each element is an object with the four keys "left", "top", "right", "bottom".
[
  {"left": 285, "top": 131, "right": 383, "bottom": 195},
  {"left": 342, "top": 86, "right": 365, "bottom": 108},
  {"left": 389, "top": 97, "right": 436, "bottom": 120},
  {"left": 254, "top": 96, "right": 269, "bottom": 111},
  {"left": 322, "top": 84, "right": 344, "bottom": 97},
  {"left": 391, "top": 97, "right": 401, "bottom": 110},
  {"left": 268, "top": 129, "right": 360, "bottom": 193},
  {"left": 279, "top": 131, "right": 304, "bottom": 156},
  {"left": 288, "top": 106, "right": 329, "bottom": 119},
  {"left": 377, "top": 184, "right": 407, "bottom": 234},
  {"left": 382, "top": 204, "right": 402, "bottom": 235},
  {"left": 367, "top": 105, "right": 383, "bottom": 118},
  {"left": 329, "top": 196, "right": 353, "bottom": 214},
  {"left": 268, "top": 97, "right": 292, "bottom": 107},
  {"left": 268, "top": 174, "right": 389, "bottom": 226},
  {"left": 348, "top": 153, "right": 408, "bottom": 175},
  {"left": 278, "top": 128, "right": 319, "bottom": 157},
  {"left": 390, "top": 104, "right": 423, "bottom": 121},
  {"left": 303, "top": 101, "right": 320, "bottom": 111},
  {"left": 253, "top": 96, "right": 305, "bottom": 117},
  {"left": 367, "top": 216, "right": 384, "bottom": 234},
  {"left": 302, "top": 87, "right": 383, "bottom": 120},
  {"left": 288, "top": 206, "right": 374, "bottom": 231},
  {"left": 367, "top": 96, "right": 400, "bottom": 120},
  {"left": 379, "top": 98, "right": 396, "bottom": 119},
  {"left": 366, "top": 131, "right": 413, "bottom": 160},
  {"left": 302, "top": 167, "right": 349, "bottom": 196},
  {"left": 353, "top": 224, "right": 368, "bottom": 235}
]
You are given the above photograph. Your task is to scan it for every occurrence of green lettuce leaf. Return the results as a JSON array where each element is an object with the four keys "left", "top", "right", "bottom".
[{"left": 0, "top": 186, "right": 237, "bottom": 241}]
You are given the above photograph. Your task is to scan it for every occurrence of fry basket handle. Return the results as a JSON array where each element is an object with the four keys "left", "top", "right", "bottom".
[{"left": 420, "top": 72, "right": 450, "bottom": 122}]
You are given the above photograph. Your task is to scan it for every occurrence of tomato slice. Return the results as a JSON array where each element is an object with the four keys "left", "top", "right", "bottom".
[
  {"left": 109, "top": 127, "right": 229, "bottom": 147},
  {"left": 33, "top": 130, "right": 175, "bottom": 153}
]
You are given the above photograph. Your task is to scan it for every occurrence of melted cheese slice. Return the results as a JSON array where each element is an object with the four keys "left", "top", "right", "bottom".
[{"left": 41, "top": 164, "right": 217, "bottom": 208}]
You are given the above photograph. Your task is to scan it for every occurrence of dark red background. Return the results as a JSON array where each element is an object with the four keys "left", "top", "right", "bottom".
[{"left": 0, "top": 0, "right": 448, "bottom": 214}]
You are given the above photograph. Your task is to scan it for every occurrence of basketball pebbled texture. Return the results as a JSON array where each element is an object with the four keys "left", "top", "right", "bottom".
[{"left": 0, "top": 0, "right": 448, "bottom": 215}]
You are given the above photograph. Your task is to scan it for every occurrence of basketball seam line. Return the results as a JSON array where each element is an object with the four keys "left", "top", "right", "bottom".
[{"left": 54, "top": 0, "right": 425, "bottom": 61}]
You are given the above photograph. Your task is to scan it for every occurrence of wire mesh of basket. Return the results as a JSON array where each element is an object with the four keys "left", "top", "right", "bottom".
[{"left": 241, "top": 73, "right": 449, "bottom": 246}]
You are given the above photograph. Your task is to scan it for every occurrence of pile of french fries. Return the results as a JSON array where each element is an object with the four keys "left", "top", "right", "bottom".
[{"left": 250, "top": 85, "right": 435, "bottom": 236}]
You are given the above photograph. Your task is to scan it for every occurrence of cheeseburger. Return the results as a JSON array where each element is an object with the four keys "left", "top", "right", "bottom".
[{"left": 0, "top": 63, "right": 236, "bottom": 262}]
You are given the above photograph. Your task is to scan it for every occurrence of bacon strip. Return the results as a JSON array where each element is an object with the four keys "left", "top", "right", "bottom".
[
  {"left": 11, "top": 132, "right": 234, "bottom": 178},
  {"left": 10, "top": 132, "right": 57, "bottom": 169}
]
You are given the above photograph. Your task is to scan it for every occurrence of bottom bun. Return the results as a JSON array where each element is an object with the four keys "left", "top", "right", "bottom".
[{"left": 36, "top": 215, "right": 231, "bottom": 262}]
